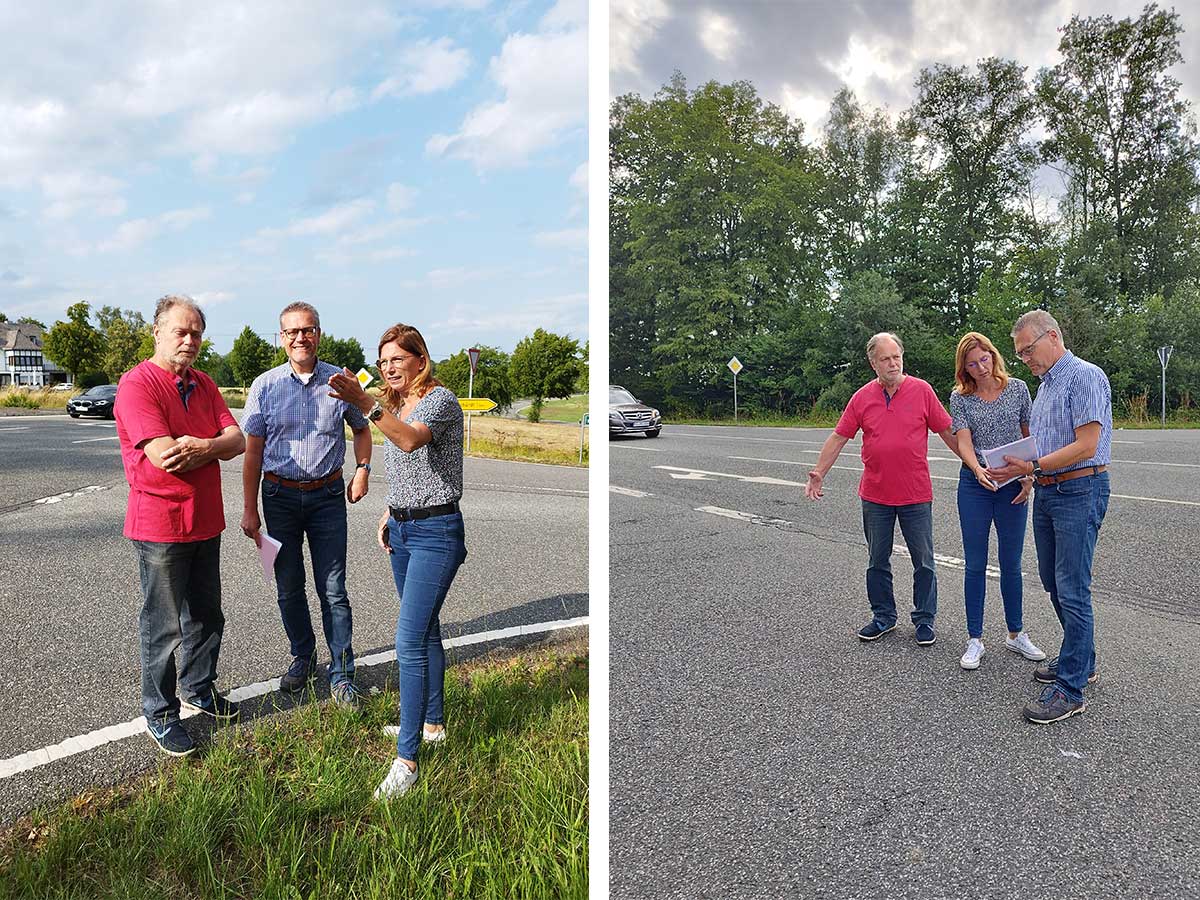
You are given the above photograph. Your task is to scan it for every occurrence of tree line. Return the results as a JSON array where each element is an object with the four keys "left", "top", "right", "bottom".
[
  {"left": 610, "top": 4, "right": 1200, "bottom": 421},
  {"left": 19, "top": 302, "right": 586, "bottom": 419}
]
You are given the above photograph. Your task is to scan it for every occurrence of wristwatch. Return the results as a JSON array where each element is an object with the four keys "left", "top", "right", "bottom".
[
  {"left": 367, "top": 401, "right": 384, "bottom": 422},
  {"left": 1031, "top": 459, "right": 1044, "bottom": 479},
  {"left": 355, "top": 462, "right": 371, "bottom": 474}
]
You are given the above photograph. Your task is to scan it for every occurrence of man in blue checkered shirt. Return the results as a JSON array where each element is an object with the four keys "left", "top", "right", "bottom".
[
  {"left": 240, "top": 301, "right": 373, "bottom": 708},
  {"left": 986, "top": 309, "right": 1111, "bottom": 725}
]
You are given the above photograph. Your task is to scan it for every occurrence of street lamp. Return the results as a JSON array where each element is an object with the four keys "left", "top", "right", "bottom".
[{"left": 1157, "top": 345, "right": 1174, "bottom": 427}]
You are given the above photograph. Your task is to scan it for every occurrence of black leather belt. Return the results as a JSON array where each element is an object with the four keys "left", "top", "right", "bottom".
[
  {"left": 264, "top": 468, "right": 342, "bottom": 491},
  {"left": 390, "top": 501, "right": 460, "bottom": 522}
]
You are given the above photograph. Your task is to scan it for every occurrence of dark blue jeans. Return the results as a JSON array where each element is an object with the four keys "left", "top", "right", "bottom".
[
  {"left": 388, "top": 511, "right": 467, "bottom": 762},
  {"left": 1032, "top": 471, "right": 1110, "bottom": 701},
  {"left": 862, "top": 500, "right": 936, "bottom": 628},
  {"left": 134, "top": 536, "right": 224, "bottom": 724},
  {"left": 957, "top": 467, "right": 1028, "bottom": 638},
  {"left": 262, "top": 477, "right": 355, "bottom": 685}
]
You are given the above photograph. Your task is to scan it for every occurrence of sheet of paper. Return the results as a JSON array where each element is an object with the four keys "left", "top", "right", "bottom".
[
  {"left": 982, "top": 435, "right": 1039, "bottom": 488},
  {"left": 258, "top": 533, "right": 283, "bottom": 583}
]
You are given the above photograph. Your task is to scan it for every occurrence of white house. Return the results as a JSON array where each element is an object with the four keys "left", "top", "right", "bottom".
[{"left": 0, "top": 323, "right": 67, "bottom": 387}]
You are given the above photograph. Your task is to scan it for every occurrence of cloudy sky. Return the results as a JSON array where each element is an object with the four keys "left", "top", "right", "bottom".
[
  {"left": 0, "top": 0, "right": 586, "bottom": 357},
  {"left": 612, "top": 0, "right": 1200, "bottom": 137}
]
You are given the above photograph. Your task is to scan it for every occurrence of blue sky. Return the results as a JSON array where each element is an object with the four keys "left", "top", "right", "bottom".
[{"left": 0, "top": 0, "right": 587, "bottom": 358}]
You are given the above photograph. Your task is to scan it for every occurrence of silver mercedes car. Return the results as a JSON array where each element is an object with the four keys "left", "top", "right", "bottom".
[{"left": 609, "top": 385, "right": 661, "bottom": 438}]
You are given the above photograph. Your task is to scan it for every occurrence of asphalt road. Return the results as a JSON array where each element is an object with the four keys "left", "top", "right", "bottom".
[
  {"left": 0, "top": 414, "right": 587, "bottom": 824},
  {"left": 609, "top": 424, "right": 1200, "bottom": 900}
]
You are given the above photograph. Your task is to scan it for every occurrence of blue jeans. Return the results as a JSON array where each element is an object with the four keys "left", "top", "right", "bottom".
[
  {"left": 134, "top": 536, "right": 224, "bottom": 724},
  {"left": 1031, "top": 471, "right": 1110, "bottom": 701},
  {"left": 862, "top": 500, "right": 936, "bottom": 627},
  {"left": 957, "top": 467, "right": 1028, "bottom": 638},
  {"left": 388, "top": 511, "right": 467, "bottom": 762},
  {"left": 262, "top": 477, "right": 355, "bottom": 685}
]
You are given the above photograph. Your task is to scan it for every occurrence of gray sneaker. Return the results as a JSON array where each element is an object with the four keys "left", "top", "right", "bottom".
[
  {"left": 330, "top": 681, "right": 362, "bottom": 710},
  {"left": 279, "top": 655, "right": 317, "bottom": 693},
  {"left": 1023, "top": 685, "right": 1086, "bottom": 724},
  {"left": 1033, "top": 656, "right": 1098, "bottom": 685}
]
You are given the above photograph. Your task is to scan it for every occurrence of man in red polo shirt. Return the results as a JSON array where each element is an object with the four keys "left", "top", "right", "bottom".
[
  {"left": 805, "top": 332, "right": 956, "bottom": 645},
  {"left": 115, "top": 295, "right": 246, "bottom": 756}
]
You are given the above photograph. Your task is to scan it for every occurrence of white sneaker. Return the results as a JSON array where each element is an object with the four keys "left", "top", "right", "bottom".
[
  {"left": 960, "top": 638, "right": 985, "bottom": 670},
  {"left": 381, "top": 724, "right": 446, "bottom": 743},
  {"left": 1005, "top": 632, "right": 1046, "bottom": 661},
  {"left": 373, "top": 758, "right": 418, "bottom": 800}
]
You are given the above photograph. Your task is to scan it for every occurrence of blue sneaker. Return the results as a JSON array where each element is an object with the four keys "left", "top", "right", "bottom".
[
  {"left": 146, "top": 718, "right": 195, "bottom": 757},
  {"left": 858, "top": 620, "right": 896, "bottom": 641},
  {"left": 182, "top": 688, "right": 240, "bottom": 721},
  {"left": 1023, "top": 685, "right": 1086, "bottom": 724},
  {"left": 915, "top": 624, "right": 936, "bottom": 646},
  {"left": 330, "top": 681, "right": 362, "bottom": 710}
]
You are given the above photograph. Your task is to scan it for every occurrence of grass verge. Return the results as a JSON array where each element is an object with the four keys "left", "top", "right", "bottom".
[
  {"left": 0, "top": 645, "right": 589, "bottom": 900},
  {"left": 521, "top": 395, "right": 588, "bottom": 423},
  {"left": 0, "top": 388, "right": 69, "bottom": 410}
]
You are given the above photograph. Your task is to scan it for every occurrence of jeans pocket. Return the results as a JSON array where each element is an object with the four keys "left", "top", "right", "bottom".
[
  {"left": 325, "top": 479, "right": 345, "bottom": 498},
  {"left": 1056, "top": 477, "right": 1091, "bottom": 497},
  {"left": 262, "top": 480, "right": 280, "bottom": 499}
]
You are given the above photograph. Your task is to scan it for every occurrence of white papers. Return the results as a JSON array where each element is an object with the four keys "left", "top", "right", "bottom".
[
  {"left": 257, "top": 533, "right": 282, "bottom": 583},
  {"left": 982, "top": 435, "right": 1039, "bottom": 488}
]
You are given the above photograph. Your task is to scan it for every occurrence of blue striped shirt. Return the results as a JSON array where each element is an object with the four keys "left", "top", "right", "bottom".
[
  {"left": 1029, "top": 351, "right": 1112, "bottom": 475},
  {"left": 243, "top": 360, "right": 369, "bottom": 480}
]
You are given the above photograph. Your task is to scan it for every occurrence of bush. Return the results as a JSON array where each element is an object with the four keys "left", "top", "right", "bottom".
[
  {"left": 0, "top": 388, "right": 40, "bottom": 408},
  {"left": 79, "top": 371, "right": 110, "bottom": 389}
]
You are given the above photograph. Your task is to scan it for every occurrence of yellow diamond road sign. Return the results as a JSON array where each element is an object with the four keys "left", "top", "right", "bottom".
[
  {"left": 459, "top": 397, "right": 497, "bottom": 412},
  {"left": 727, "top": 356, "right": 743, "bottom": 375}
]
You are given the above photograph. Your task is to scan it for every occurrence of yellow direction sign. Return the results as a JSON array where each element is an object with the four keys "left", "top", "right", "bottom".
[
  {"left": 459, "top": 397, "right": 497, "bottom": 412},
  {"left": 727, "top": 356, "right": 743, "bottom": 375}
]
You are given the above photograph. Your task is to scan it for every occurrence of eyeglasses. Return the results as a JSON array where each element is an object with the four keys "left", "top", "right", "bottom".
[
  {"left": 376, "top": 354, "right": 418, "bottom": 370},
  {"left": 1015, "top": 331, "right": 1050, "bottom": 360},
  {"left": 965, "top": 353, "right": 991, "bottom": 371},
  {"left": 282, "top": 326, "right": 318, "bottom": 341}
]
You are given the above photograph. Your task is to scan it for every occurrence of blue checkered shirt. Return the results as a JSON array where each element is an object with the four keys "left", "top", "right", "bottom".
[
  {"left": 1029, "top": 351, "right": 1112, "bottom": 475},
  {"left": 243, "top": 360, "right": 369, "bottom": 480}
]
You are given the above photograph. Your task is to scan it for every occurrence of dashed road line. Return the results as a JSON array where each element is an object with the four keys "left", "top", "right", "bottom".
[
  {"left": 610, "top": 486, "right": 652, "bottom": 498},
  {"left": 0, "top": 615, "right": 589, "bottom": 781},
  {"left": 467, "top": 482, "right": 587, "bottom": 495},
  {"left": 33, "top": 486, "right": 110, "bottom": 504},
  {"left": 71, "top": 436, "right": 120, "bottom": 444}
]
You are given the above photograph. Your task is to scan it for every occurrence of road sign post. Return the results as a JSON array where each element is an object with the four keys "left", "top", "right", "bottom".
[
  {"left": 580, "top": 413, "right": 588, "bottom": 464},
  {"left": 727, "top": 356, "right": 743, "bottom": 422},
  {"left": 466, "top": 347, "right": 481, "bottom": 451},
  {"left": 1158, "top": 345, "right": 1174, "bottom": 427}
]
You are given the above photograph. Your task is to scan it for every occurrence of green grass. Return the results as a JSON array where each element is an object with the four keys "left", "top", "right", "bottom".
[
  {"left": 521, "top": 395, "right": 588, "bottom": 423},
  {"left": 0, "top": 646, "right": 589, "bottom": 900}
]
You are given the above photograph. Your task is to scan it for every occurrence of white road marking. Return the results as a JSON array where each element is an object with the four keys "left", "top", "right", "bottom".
[
  {"left": 694, "top": 505, "right": 1007, "bottom": 577},
  {"left": 726, "top": 457, "right": 1197, "bottom": 504},
  {"left": 610, "top": 443, "right": 665, "bottom": 451},
  {"left": 670, "top": 432, "right": 842, "bottom": 446},
  {"left": 610, "top": 486, "right": 653, "bottom": 497},
  {"left": 71, "top": 436, "right": 120, "bottom": 444},
  {"left": 33, "top": 486, "right": 109, "bottom": 504},
  {"left": 467, "top": 482, "right": 587, "bottom": 495},
  {"left": 654, "top": 465, "right": 802, "bottom": 487},
  {"left": 0, "top": 615, "right": 589, "bottom": 781},
  {"left": 0, "top": 427, "right": 30, "bottom": 432}
]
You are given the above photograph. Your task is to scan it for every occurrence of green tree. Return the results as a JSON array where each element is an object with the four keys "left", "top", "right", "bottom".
[
  {"left": 229, "top": 327, "right": 275, "bottom": 389},
  {"left": 319, "top": 333, "right": 366, "bottom": 372},
  {"left": 42, "top": 302, "right": 104, "bottom": 382},
  {"left": 510, "top": 329, "right": 581, "bottom": 422},
  {"left": 95, "top": 306, "right": 149, "bottom": 381},
  {"left": 193, "top": 342, "right": 234, "bottom": 386},
  {"left": 135, "top": 329, "right": 156, "bottom": 362},
  {"left": 1036, "top": 5, "right": 1200, "bottom": 301},
  {"left": 437, "top": 346, "right": 514, "bottom": 411},
  {"left": 17, "top": 316, "right": 47, "bottom": 330},
  {"left": 908, "top": 57, "right": 1039, "bottom": 326}
]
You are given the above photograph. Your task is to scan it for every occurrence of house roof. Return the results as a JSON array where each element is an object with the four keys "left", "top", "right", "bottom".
[{"left": 0, "top": 323, "right": 46, "bottom": 352}]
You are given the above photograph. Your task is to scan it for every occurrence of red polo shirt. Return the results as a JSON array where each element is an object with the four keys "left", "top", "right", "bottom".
[
  {"left": 834, "top": 376, "right": 952, "bottom": 506},
  {"left": 115, "top": 360, "right": 237, "bottom": 542}
]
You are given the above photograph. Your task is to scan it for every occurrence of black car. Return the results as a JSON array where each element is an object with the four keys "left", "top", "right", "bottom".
[
  {"left": 67, "top": 384, "right": 118, "bottom": 419},
  {"left": 609, "top": 385, "right": 661, "bottom": 438}
]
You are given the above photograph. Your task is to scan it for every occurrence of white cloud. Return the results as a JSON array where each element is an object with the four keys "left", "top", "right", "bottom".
[
  {"left": 430, "top": 291, "right": 587, "bottom": 338},
  {"left": 426, "top": 16, "right": 586, "bottom": 170},
  {"left": 372, "top": 38, "right": 471, "bottom": 100},
  {"left": 570, "top": 161, "right": 587, "bottom": 194},
  {"left": 386, "top": 183, "right": 418, "bottom": 212},
  {"left": 193, "top": 290, "right": 236, "bottom": 307},
  {"left": 540, "top": 0, "right": 587, "bottom": 29},
  {"left": 698, "top": 12, "right": 740, "bottom": 62},
  {"left": 39, "top": 172, "right": 127, "bottom": 221},
  {"left": 96, "top": 205, "right": 212, "bottom": 253},
  {"left": 243, "top": 199, "right": 376, "bottom": 253},
  {"left": 609, "top": 0, "right": 669, "bottom": 84},
  {"left": 534, "top": 227, "right": 586, "bottom": 248}
]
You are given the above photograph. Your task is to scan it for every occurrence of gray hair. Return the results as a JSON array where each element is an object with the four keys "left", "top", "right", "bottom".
[
  {"left": 866, "top": 332, "right": 904, "bottom": 360},
  {"left": 153, "top": 294, "right": 206, "bottom": 330},
  {"left": 1012, "top": 309, "right": 1060, "bottom": 339},
  {"left": 279, "top": 301, "right": 320, "bottom": 329}
]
